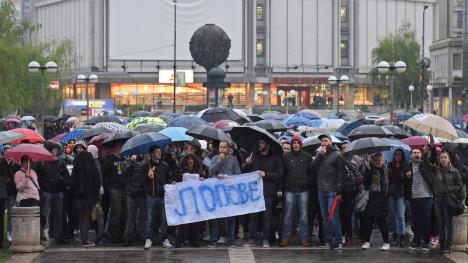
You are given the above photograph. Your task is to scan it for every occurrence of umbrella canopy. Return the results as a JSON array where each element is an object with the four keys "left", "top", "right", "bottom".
[
  {"left": 78, "top": 127, "right": 110, "bottom": 140},
  {"left": 66, "top": 117, "right": 79, "bottom": 124},
  {"left": 186, "top": 125, "right": 232, "bottom": 143},
  {"left": 229, "top": 126, "right": 282, "bottom": 154},
  {"left": 51, "top": 133, "right": 65, "bottom": 143},
  {"left": 331, "top": 132, "right": 349, "bottom": 141},
  {"left": 0, "top": 131, "right": 25, "bottom": 145},
  {"left": 84, "top": 115, "right": 123, "bottom": 125},
  {"left": 302, "top": 137, "right": 321, "bottom": 154},
  {"left": 131, "top": 111, "right": 152, "bottom": 117},
  {"left": 94, "top": 122, "right": 128, "bottom": 132},
  {"left": 244, "top": 120, "right": 288, "bottom": 132},
  {"left": 457, "top": 129, "right": 468, "bottom": 138},
  {"left": 319, "top": 119, "right": 346, "bottom": 131},
  {"left": 120, "top": 132, "right": 172, "bottom": 157},
  {"left": 292, "top": 111, "right": 321, "bottom": 120},
  {"left": 159, "top": 127, "right": 192, "bottom": 142},
  {"left": 343, "top": 137, "right": 392, "bottom": 156},
  {"left": 9, "top": 128, "right": 46, "bottom": 144},
  {"left": 213, "top": 120, "right": 240, "bottom": 131},
  {"left": 336, "top": 118, "right": 366, "bottom": 136},
  {"left": 284, "top": 116, "right": 322, "bottom": 127},
  {"left": 167, "top": 115, "right": 207, "bottom": 129},
  {"left": 126, "top": 117, "right": 167, "bottom": 130},
  {"left": 61, "top": 129, "right": 86, "bottom": 144},
  {"left": 384, "top": 125, "right": 411, "bottom": 139},
  {"left": 21, "top": 116, "right": 35, "bottom": 121},
  {"left": 102, "top": 131, "right": 140, "bottom": 145},
  {"left": 4, "top": 117, "right": 21, "bottom": 124},
  {"left": 5, "top": 143, "right": 54, "bottom": 162},
  {"left": 133, "top": 124, "right": 165, "bottom": 133},
  {"left": 403, "top": 113, "right": 458, "bottom": 141},
  {"left": 464, "top": 114, "right": 468, "bottom": 123},
  {"left": 246, "top": 114, "right": 264, "bottom": 122},
  {"left": 348, "top": 125, "right": 394, "bottom": 140},
  {"left": 198, "top": 108, "right": 244, "bottom": 123},
  {"left": 260, "top": 111, "right": 285, "bottom": 120},
  {"left": 88, "top": 133, "right": 111, "bottom": 146},
  {"left": 382, "top": 138, "right": 411, "bottom": 164},
  {"left": 401, "top": 136, "right": 428, "bottom": 148},
  {"left": 397, "top": 112, "right": 414, "bottom": 123}
]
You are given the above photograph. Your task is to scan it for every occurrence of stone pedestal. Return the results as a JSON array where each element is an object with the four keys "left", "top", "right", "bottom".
[
  {"left": 10, "top": 206, "right": 44, "bottom": 253},
  {"left": 452, "top": 208, "right": 468, "bottom": 252}
]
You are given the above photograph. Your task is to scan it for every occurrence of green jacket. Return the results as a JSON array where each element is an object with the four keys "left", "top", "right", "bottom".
[{"left": 430, "top": 165, "right": 464, "bottom": 199}]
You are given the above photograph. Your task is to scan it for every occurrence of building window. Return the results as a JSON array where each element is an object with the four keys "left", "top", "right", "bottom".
[
  {"left": 340, "top": 6, "right": 348, "bottom": 23},
  {"left": 457, "top": 11, "right": 462, "bottom": 29},
  {"left": 256, "top": 39, "right": 264, "bottom": 56},
  {"left": 453, "top": 53, "right": 462, "bottom": 70},
  {"left": 340, "top": 41, "right": 348, "bottom": 59},
  {"left": 256, "top": 4, "right": 264, "bottom": 20}
]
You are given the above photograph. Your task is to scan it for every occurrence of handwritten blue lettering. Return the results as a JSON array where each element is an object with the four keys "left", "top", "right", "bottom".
[
  {"left": 174, "top": 187, "right": 199, "bottom": 216},
  {"left": 248, "top": 181, "right": 260, "bottom": 202},
  {"left": 199, "top": 185, "right": 216, "bottom": 212}
]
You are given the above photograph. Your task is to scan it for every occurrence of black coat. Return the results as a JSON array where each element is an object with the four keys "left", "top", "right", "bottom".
[
  {"left": 362, "top": 164, "right": 389, "bottom": 218},
  {"left": 282, "top": 150, "right": 313, "bottom": 192},
  {"left": 0, "top": 158, "right": 19, "bottom": 198},
  {"left": 125, "top": 159, "right": 148, "bottom": 197},
  {"left": 71, "top": 152, "right": 100, "bottom": 204},
  {"left": 310, "top": 148, "right": 346, "bottom": 194},
  {"left": 145, "top": 159, "right": 173, "bottom": 198},
  {"left": 34, "top": 159, "right": 70, "bottom": 193},
  {"left": 102, "top": 154, "right": 127, "bottom": 191},
  {"left": 243, "top": 151, "right": 283, "bottom": 196}
]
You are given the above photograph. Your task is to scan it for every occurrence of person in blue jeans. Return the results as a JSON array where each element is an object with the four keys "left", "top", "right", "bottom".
[
  {"left": 310, "top": 134, "right": 346, "bottom": 250},
  {"left": 280, "top": 135, "right": 313, "bottom": 247},
  {"left": 208, "top": 141, "right": 241, "bottom": 248}
]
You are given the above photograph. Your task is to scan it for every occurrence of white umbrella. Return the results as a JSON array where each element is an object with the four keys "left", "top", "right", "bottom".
[
  {"left": 66, "top": 117, "right": 79, "bottom": 124},
  {"left": 21, "top": 116, "right": 35, "bottom": 121},
  {"left": 403, "top": 113, "right": 458, "bottom": 141}
]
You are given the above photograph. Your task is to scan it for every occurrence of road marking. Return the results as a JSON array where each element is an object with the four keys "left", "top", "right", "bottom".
[{"left": 229, "top": 247, "right": 256, "bottom": 263}]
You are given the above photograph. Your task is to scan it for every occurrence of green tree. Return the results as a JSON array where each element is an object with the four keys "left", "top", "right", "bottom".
[
  {"left": 370, "top": 23, "right": 429, "bottom": 109},
  {"left": 0, "top": 0, "right": 75, "bottom": 116}
]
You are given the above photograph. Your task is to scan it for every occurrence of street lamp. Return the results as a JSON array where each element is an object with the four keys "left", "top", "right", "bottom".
[
  {"left": 278, "top": 89, "right": 288, "bottom": 114},
  {"left": 426, "top": 84, "right": 433, "bottom": 113},
  {"left": 28, "top": 60, "right": 58, "bottom": 135},
  {"left": 408, "top": 84, "right": 415, "bottom": 110},
  {"left": 328, "top": 74, "right": 349, "bottom": 116},
  {"left": 377, "top": 60, "right": 407, "bottom": 124},
  {"left": 421, "top": 4, "right": 429, "bottom": 113},
  {"left": 173, "top": 0, "right": 177, "bottom": 113},
  {"left": 77, "top": 74, "right": 98, "bottom": 120}
]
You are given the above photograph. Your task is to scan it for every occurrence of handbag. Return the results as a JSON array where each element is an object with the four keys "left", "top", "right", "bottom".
[
  {"left": 442, "top": 174, "right": 465, "bottom": 216},
  {"left": 354, "top": 190, "right": 369, "bottom": 212}
]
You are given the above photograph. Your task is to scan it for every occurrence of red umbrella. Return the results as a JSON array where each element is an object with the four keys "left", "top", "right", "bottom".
[
  {"left": 4, "top": 117, "right": 21, "bottom": 124},
  {"left": 88, "top": 132, "right": 111, "bottom": 148},
  {"left": 328, "top": 195, "right": 341, "bottom": 222},
  {"left": 401, "top": 136, "right": 428, "bottom": 148},
  {"left": 9, "top": 128, "right": 46, "bottom": 144},
  {"left": 51, "top": 133, "right": 66, "bottom": 142},
  {"left": 464, "top": 114, "right": 468, "bottom": 123},
  {"left": 5, "top": 144, "right": 54, "bottom": 162},
  {"left": 213, "top": 120, "right": 240, "bottom": 130}
]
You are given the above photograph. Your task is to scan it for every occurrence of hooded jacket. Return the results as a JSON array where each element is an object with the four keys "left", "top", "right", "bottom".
[{"left": 71, "top": 151, "right": 100, "bottom": 204}]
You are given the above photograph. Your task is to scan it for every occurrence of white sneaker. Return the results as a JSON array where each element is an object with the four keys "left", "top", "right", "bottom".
[
  {"left": 262, "top": 240, "right": 270, "bottom": 248},
  {"left": 144, "top": 239, "right": 152, "bottom": 250},
  {"left": 162, "top": 239, "right": 173, "bottom": 249},
  {"left": 381, "top": 243, "right": 390, "bottom": 251},
  {"left": 361, "top": 242, "right": 371, "bottom": 250},
  {"left": 217, "top": 237, "right": 227, "bottom": 244}
]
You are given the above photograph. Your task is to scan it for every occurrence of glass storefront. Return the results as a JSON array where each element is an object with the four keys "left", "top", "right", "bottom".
[{"left": 64, "top": 84, "right": 96, "bottom": 100}]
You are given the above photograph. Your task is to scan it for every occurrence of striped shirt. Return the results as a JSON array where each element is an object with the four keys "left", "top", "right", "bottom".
[{"left": 411, "top": 164, "right": 432, "bottom": 199}]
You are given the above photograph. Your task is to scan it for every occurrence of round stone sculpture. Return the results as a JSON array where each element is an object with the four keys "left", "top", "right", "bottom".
[{"left": 190, "top": 24, "right": 231, "bottom": 72}]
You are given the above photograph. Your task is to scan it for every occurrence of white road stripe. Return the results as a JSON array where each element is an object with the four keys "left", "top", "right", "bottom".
[{"left": 228, "top": 248, "right": 256, "bottom": 263}]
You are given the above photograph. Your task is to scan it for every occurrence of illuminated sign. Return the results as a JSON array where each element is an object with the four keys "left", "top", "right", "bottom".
[
  {"left": 64, "top": 99, "right": 114, "bottom": 110},
  {"left": 158, "top": 70, "right": 194, "bottom": 84}
]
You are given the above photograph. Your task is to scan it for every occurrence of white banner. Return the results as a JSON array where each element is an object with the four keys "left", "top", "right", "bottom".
[{"left": 164, "top": 172, "right": 265, "bottom": 226}]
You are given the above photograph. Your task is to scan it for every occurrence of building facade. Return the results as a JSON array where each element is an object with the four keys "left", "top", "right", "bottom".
[{"left": 27, "top": 0, "right": 436, "bottom": 114}]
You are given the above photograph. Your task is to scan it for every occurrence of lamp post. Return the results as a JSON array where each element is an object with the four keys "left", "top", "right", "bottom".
[
  {"left": 28, "top": 61, "right": 58, "bottom": 135},
  {"left": 76, "top": 74, "right": 98, "bottom": 120},
  {"left": 426, "top": 84, "right": 433, "bottom": 113},
  {"left": 420, "top": 4, "right": 429, "bottom": 112},
  {"left": 328, "top": 75, "right": 349, "bottom": 116},
  {"left": 173, "top": 0, "right": 177, "bottom": 113},
  {"left": 377, "top": 61, "right": 407, "bottom": 124},
  {"left": 408, "top": 84, "right": 415, "bottom": 110}
]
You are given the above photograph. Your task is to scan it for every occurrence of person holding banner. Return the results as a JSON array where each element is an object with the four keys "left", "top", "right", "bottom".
[
  {"left": 243, "top": 138, "right": 283, "bottom": 248},
  {"left": 208, "top": 140, "right": 241, "bottom": 248}
]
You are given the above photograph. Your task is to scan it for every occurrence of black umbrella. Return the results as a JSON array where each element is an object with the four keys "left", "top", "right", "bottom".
[
  {"left": 199, "top": 108, "right": 243, "bottom": 123},
  {"left": 229, "top": 126, "right": 282, "bottom": 154},
  {"left": 186, "top": 125, "right": 232, "bottom": 143},
  {"left": 343, "top": 137, "right": 392, "bottom": 156},
  {"left": 84, "top": 115, "right": 123, "bottom": 125},
  {"left": 348, "top": 125, "right": 394, "bottom": 140},
  {"left": 133, "top": 124, "right": 165, "bottom": 133},
  {"left": 244, "top": 120, "right": 288, "bottom": 132},
  {"left": 120, "top": 132, "right": 172, "bottom": 156},
  {"left": 331, "top": 132, "right": 349, "bottom": 141},
  {"left": 78, "top": 127, "right": 110, "bottom": 140},
  {"left": 102, "top": 131, "right": 140, "bottom": 145},
  {"left": 384, "top": 125, "right": 410, "bottom": 139},
  {"left": 302, "top": 137, "right": 321, "bottom": 155},
  {"left": 247, "top": 114, "right": 264, "bottom": 122}
]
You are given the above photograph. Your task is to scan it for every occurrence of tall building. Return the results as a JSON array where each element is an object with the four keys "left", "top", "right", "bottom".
[
  {"left": 26, "top": 0, "right": 436, "bottom": 113},
  {"left": 463, "top": 0, "right": 468, "bottom": 116}
]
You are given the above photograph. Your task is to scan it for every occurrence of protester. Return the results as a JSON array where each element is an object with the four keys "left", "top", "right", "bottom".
[
  {"left": 282, "top": 142, "right": 291, "bottom": 154},
  {"left": 208, "top": 140, "right": 241, "bottom": 248},
  {"left": 14, "top": 155, "right": 40, "bottom": 207},
  {"left": 310, "top": 134, "right": 346, "bottom": 250},
  {"left": 280, "top": 135, "right": 312, "bottom": 247},
  {"left": 87, "top": 145, "right": 105, "bottom": 243},
  {"left": 243, "top": 138, "right": 283, "bottom": 248},
  {"left": 0, "top": 145, "right": 19, "bottom": 242}
]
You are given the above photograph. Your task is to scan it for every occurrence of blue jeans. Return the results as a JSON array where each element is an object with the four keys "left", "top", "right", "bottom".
[
  {"left": 433, "top": 196, "right": 453, "bottom": 249},
  {"left": 248, "top": 196, "right": 273, "bottom": 241},
  {"left": 42, "top": 191, "right": 64, "bottom": 240},
  {"left": 388, "top": 196, "right": 406, "bottom": 235},
  {"left": 318, "top": 192, "right": 342, "bottom": 246},
  {"left": 282, "top": 191, "right": 309, "bottom": 241},
  {"left": 410, "top": 197, "right": 433, "bottom": 245},
  {"left": 209, "top": 217, "right": 236, "bottom": 242},
  {"left": 146, "top": 196, "right": 167, "bottom": 240}
]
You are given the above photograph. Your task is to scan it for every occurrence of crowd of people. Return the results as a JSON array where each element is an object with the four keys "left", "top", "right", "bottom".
[{"left": 0, "top": 126, "right": 466, "bottom": 255}]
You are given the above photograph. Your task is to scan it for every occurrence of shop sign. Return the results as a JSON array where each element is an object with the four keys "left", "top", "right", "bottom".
[
  {"left": 64, "top": 99, "right": 114, "bottom": 110},
  {"left": 273, "top": 77, "right": 328, "bottom": 85},
  {"left": 159, "top": 70, "right": 194, "bottom": 84}
]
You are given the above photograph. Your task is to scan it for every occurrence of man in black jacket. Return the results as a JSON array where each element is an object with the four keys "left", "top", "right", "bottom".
[
  {"left": 243, "top": 137, "right": 283, "bottom": 248},
  {"left": 35, "top": 141, "right": 69, "bottom": 244},
  {"left": 0, "top": 145, "right": 19, "bottom": 247},
  {"left": 310, "top": 134, "right": 346, "bottom": 250},
  {"left": 280, "top": 135, "right": 313, "bottom": 247}
]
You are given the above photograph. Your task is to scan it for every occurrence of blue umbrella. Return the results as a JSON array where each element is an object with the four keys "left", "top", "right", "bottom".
[
  {"left": 120, "top": 132, "right": 171, "bottom": 156},
  {"left": 159, "top": 127, "right": 193, "bottom": 142},
  {"left": 167, "top": 116, "right": 207, "bottom": 129},
  {"left": 382, "top": 138, "right": 411, "bottom": 164},
  {"left": 21, "top": 116, "right": 35, "bottom": 121},
  {"left": 336, "top": 119, "right": 366, "bottom": 136},
  {"left": 284, "top": 116, "right": 322, "bottom": 127},
  {"left": 292, "top": 111, "right": 321, "bottom": 120},
  {"left": 61, "top": 129, "right": 86, "bottom": 144}
]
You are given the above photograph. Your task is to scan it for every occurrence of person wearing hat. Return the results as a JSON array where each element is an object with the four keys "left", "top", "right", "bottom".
[
  {"left": 310, "top": 134, "right": 346, "bottom": 250},
  {"left": 280, "top": 135, "right": 313, "bottom": 247}
]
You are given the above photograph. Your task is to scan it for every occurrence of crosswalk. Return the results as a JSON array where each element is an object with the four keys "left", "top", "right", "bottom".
[{"left": 228, "top": 248, "right": 256, "bottom": 263}]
